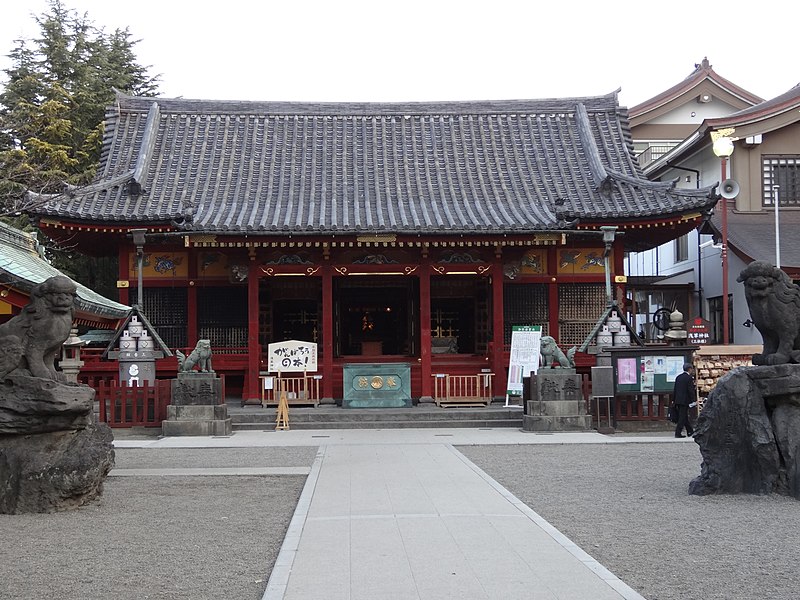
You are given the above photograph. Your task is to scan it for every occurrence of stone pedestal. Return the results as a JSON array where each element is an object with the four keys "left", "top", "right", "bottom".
[
  {"left": 162, "top": 404, "right": 232, "bottom": 436},
  {"left": 163, "top": 373, "right": 231, "bottom": 436},
  {"left": 690, "top": 364, "right": 800, "bottom": 498},
  {"left": 0, "top": 376, "right": 114, "bottom": 514},
  {"left": 522, "top": 369, "right": 591, "bottom": 432}
]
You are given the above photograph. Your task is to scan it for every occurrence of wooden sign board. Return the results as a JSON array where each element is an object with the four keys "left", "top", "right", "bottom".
[
  {"left": 687, "top": 317, "right": 711, "bottom": 346},
  {"left": 267, "top": 340, "right": 318, "bottom": 372}
]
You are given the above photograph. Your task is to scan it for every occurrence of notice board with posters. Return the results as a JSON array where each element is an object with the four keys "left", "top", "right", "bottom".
[{"left": 606, "top": 346, "right": 697, "bottom": 394}]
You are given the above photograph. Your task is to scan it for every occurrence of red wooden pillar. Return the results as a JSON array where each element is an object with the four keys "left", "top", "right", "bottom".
[
  {"left": 321, "top": 264, "right": 335, "bottom": 403},
  {"left": 119, "top": 246, "right": 130, "bottom": 306},
  {"left": 419, "top": 254, "right": 433, "bottom": 402},
  {"left": 187, "top": 253, "right": 198, "bottom": 345},
  {"left": 491, "top": 253, "right": 505, "bottom": 400},
  {"left": 245, "top": 262, "right": 260, "bottom": 403},
  {"left": 548, "top": 247, "right": 560, "bottom": 341}
]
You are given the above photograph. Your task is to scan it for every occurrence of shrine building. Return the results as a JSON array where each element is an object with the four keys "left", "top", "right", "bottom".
[{"left": 28, "top": 91, "right": 718, "bottom": 403}]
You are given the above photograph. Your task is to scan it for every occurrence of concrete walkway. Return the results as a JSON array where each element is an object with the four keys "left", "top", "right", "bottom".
[{"left": 115, "top": 430, "right": 682, "bottom": 599}]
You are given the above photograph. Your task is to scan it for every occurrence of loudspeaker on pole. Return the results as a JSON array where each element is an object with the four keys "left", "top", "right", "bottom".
[{"left": 720, "top": 179, "right": 739, "bottom": 199}]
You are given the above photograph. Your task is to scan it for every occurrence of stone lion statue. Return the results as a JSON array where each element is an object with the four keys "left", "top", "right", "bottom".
[
  {"left": 539, "top": 335, "right": 577, "bottom": 369},
  {"left": 0, "top": 276, "right": 77, "bottom": 381},
  {"left": 176, "top": 339, "right": 214, "bottom": 372},
  {"left": 737, "top": 261, "right": 800, "bottom": 365}
]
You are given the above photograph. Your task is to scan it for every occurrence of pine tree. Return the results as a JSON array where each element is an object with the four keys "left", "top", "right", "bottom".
[
  {"left": 0, "top": 0, "right": 159, "bottom": 299},
  {"left": 0, "top": 0, "right": 159, "bottom": 214}
]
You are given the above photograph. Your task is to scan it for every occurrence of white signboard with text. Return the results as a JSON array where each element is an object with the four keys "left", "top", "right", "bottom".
[
  {"left": 506, "top": 325, "right": 542, "bottom": 397},
  {"left": 267, "top": 340, "right": 318, "bottom": 373}
]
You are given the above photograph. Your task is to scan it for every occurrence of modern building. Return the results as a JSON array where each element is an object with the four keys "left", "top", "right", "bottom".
[
  {"left": 642, "top": 81, "right": 800, "bottom": 346},
  {"left": 624, "top": 59, "right": 770, "bottom": 343}
]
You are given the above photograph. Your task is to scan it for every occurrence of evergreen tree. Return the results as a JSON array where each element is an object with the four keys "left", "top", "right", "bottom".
[
  {"left": 0, "top": 0, "right": 159, "bottom": 214},
  {"left": 0, "top": 0, "right": 159, "bottom": 299}
]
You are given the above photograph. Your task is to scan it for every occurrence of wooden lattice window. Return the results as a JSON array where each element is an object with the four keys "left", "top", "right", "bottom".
[
  {"left": 198, "top": 286, "right": 248, "bottom": 348},
  {"left": 138, "top": 288, "right": 187, "bottom": 349},
  {"left": 503, "top": 283, "right": 549, "bottom": 346},
  {"left": 558, "top": 283, "right": 605, "bottom": 346}
]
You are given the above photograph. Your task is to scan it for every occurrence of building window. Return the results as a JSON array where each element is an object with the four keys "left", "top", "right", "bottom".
[
  {"left": 674, "top": 234, "right": 689, "bottom": 263},
  {"left": 557, "top": 283, "right": 606, "bottom": 346},
  {"left": 198, "top": 287, "right": 248, "bottom": 348},
  {"left": 708, "top": 294, "right": 733, "bottom": 344},
  {"left": 503, "top": 283, "right": 549, "bottom": 346},
  {"left": 136, "top": 287, "right": 188, "bottom": 349},
  {"left": 763, "top": 156, "right": 800, "bottom": 206}
]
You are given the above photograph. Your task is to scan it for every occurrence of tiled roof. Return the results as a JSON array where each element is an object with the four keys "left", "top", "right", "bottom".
[
  {"left": 705, "top": 83, "right": 800, "bottom": 128},
  {"left": 30, "top": 91, "right": 717, "bottom": 235},
  {"left": 711, "top": 207, "right": 800, "bottom": 271},
  {"left": 0, "top": 221, "right": 130, "bottom": 320}
]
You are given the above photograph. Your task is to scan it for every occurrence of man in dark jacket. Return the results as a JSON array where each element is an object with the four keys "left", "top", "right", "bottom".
[{"left": 673, "top": 363, "right": 696, "bottom": 438}]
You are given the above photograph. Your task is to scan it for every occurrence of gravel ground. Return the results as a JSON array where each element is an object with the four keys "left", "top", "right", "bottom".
[
  {"left": 3, "top": 440, "right": 799, "bottom": 600},
  {"left": 459, "top": 442, "right": 800, "bottom": 600},
  {"left": 0, "top": 447, "right": 316, "bottom": 600}
]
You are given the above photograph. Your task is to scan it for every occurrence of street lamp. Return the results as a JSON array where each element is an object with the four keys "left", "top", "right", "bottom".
[
  {"left": 130, "top": 228, "right": 147, "bottom": 310},
  {"left": 712, "top": 135, "right": 734, "bottom": 344}
]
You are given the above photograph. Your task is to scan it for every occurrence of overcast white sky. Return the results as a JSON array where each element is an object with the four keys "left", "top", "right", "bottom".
[{"left": 1, "top": 0, "right": 797, "bottom": 108}]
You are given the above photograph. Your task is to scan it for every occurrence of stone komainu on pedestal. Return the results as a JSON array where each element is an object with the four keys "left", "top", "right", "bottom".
[
  {"left": 165, "top": 341, "right": 231, "bottom": 436},
  {"left": 0, "top": 276, "right": 114, "bottom": 514},
  {"left": 691, "top": 262, "right": 800, "bottom": 498}
]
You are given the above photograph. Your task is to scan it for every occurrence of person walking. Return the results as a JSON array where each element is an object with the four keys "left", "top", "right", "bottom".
[{"left": 673, "top": 362, "right": 696, "bottom": 438}]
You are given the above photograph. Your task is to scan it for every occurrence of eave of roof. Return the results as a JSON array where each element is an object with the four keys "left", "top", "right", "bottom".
[
  {"left": 0, "top": 221, "right": 130, "bottom": 320},
  {"left": 708, "top": 208, "right": 800, "bottom": 271},
  {"left": 29, "top": 90, "right": 718, "bottom": 235},
  {"left": 644, "top": 84, "right": 800, "bottom": 179},
  {"left": 704, "top": 83, "right": 800, "bottom": 129}
]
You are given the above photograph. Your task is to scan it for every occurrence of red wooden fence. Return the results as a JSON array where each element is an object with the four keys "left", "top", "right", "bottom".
[{"left": 96, "top": 380, "right": 171, "bottom": 428}]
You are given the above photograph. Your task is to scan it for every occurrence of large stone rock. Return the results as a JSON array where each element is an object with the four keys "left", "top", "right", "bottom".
[
  {"left": 690, "top": 364, "right": 800, "bottom": 497},
  {"left": 0, "top": 418, "right": 114, "bottom": 514},
  {"left": 0, "top": 374, "right": 94, "bottom": 434}
]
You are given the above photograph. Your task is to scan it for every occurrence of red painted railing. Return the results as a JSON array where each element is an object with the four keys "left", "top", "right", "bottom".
[{"left": 96, "top": 380, "right": 171, "bottom": 428}]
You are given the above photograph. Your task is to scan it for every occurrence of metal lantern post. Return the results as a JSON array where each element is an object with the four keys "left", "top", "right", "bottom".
[
  {"left": 130, "top": 228, "right": 147, "bottom": 310},
  {"left": 600, "top": 225, "right": 618, "bottom": 307}
]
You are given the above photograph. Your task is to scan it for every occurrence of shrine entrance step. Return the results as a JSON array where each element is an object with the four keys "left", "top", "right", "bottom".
[{"left": 227, "top": 404, "right": 523, "bottom": 430}]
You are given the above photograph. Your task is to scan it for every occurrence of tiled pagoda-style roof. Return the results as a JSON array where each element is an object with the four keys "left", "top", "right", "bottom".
[
  {"left": 0, "top": 221, "right": 130, "bottom": 320},
  {"left": 30, "top": 91, "right": 717, "bottom": 236}
]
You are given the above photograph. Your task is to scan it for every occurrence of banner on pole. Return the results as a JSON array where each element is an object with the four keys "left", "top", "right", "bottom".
[{"left": 506, "top": 325, "right": 542, "bottom": 396}]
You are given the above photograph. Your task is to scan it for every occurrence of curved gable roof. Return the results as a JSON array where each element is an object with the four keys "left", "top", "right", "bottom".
[
  {"left": 645, "top": 83, "right": 800, "bottom": 178},
  {"left": 29, "top": 91, "right": 717, "bottom": 236},
  {"left": 0, "top": 221, "right": 130, "bottom": 321},
  {"left": 629, "top": 58, "right": 762, "bottom": 126},
  {"left": 705, "top": 83, "right": 800, "bottom": 130}
]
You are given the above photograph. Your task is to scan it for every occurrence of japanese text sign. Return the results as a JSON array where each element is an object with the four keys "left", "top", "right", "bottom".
[{"left": 267, "top": 340, "right": 318, "bottom": 372}]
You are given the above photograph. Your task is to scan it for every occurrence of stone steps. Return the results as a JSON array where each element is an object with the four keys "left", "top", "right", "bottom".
[{"left": 228, "top": 405, "right": 524, "bottom": 430}]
